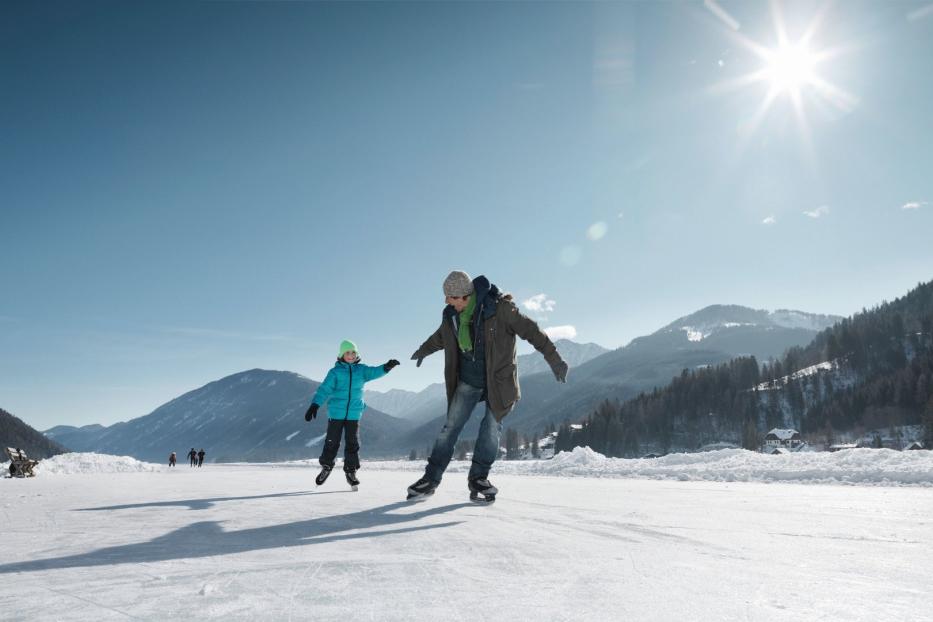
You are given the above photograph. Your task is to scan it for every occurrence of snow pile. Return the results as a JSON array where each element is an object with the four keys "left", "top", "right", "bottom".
[
  {"left": 34, "top": 452, "right": 164, "bottom": 475},
  {"left": 528, "top": 447, "right": 933, "bottom": 486},
  {"left": 363, "top": 446, "right": 933, "bottom": 486}
]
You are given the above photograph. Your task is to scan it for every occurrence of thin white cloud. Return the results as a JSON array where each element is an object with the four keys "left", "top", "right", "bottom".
[
  {"left": 543, "top": 325, "right": 577, "bottom": 341},
  {"left": 522, "top": 294, "right": 556, "bottom": 315},
  {"left": 161, "top": 327, "right": 290, "bottom": 342},
  {"left": 704, "top": 0, "right": 740, "bottom": 30},
  {"left": 803, "top": 205, "right": 830, "bottom": 219},
  {"left": 907, "top": 3, "right": 933, "bottom": 21},
  {"left": 902, "top": 201, "right": 927, "bottom": 210},
  {"left": 762, "top": 215, "right": 777, "bottom": 225}
]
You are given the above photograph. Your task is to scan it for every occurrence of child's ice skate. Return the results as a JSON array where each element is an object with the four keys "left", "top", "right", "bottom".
[
  {"left": 345, "top": 469, "right": 359, "bottom": 491},
  {"left": 315, "top": 465, "right": 333, "bottom": 486}
]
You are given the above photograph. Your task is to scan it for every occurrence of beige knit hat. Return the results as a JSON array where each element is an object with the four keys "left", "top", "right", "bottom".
[{"left": 442, "top": 270, "right": 474, "bottom": 297}]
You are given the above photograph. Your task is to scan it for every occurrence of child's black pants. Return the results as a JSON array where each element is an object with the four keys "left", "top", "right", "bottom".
[{"left": 319, "top": 419, "right": 361, "bottom": 471}]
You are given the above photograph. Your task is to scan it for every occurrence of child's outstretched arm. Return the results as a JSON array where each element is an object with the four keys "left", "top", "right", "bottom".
[{"left": 362, "top": 359, "right": 400, "bottom": 382}]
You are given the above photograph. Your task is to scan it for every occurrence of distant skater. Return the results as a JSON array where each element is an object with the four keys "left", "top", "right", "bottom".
[
  {"left": 169, "top": 452, "right": 176, "bottom": 467},
  {"left": 197, "top": 448, "right": 205, "bottom": 467},
  {"left": 188, "top": 447, "right": 197, "bottom": 467},
  {"left": 304, "top": 339, "right": 399, "bottom": 490}
]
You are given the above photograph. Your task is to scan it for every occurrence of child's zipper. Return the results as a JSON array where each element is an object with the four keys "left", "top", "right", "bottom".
[{"left": 344, "top": 363, "right": 353, "bottom": 420}]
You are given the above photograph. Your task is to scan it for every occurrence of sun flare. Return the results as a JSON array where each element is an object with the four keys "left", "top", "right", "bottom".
[
  {"left": 761, "top": 43, "right": 817, "bottom": 95},
  {"left": 705, "top": 1, "right": 858, "bottom": 152}
]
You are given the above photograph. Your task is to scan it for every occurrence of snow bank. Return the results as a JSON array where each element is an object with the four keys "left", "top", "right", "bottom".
[
  {"left": 33, "top": 452, "right": 164, "bottom": 475},
  {"left": 29, "top": 449, "right": 933, "bottom": 486},
  {"left": 362, "top": 447, "right": 933, "bottom": 487}
]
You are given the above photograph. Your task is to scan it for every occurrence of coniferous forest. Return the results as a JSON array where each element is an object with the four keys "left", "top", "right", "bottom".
[
  {"left": 0, "top": 407, "right": 68, "bottom": 459},
  {"left": 554, "top": 280, "right": 933, "bottom": 456}
]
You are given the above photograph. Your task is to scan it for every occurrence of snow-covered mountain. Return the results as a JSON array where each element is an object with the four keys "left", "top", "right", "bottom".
[
  {"left": 363, "top": 383, "right": 447, "bottom": 422},
  {"left": 516, "top": 339, "right": 609, "bottom": 377},
  {"left": 39, "top": 306, "right": 842, "bottom": 462},
  {"left": 43, "top": 424, "right": 109, "bottom": 452},
  {"left": 395, "top": 304, "right": 842, "bottom": 449},
  {"left": 44, "top": 369, "right": 415, "bottom": 462},
  {"left": 637, "top": 305, "right": 842, "bottom": 354},
  {"left": 361, "top": 388, "right": 421, "bottom": 417}
]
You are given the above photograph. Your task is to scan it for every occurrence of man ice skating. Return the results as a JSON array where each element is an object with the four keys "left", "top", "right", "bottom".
[
  {"left": 304, "top": 340, "right": 400, "bottom": 490},
  {"left": 188, "top": 448, "right": 197, "bottom": 467},
  {"left": 406, "top": 271, "right": 569, "bottom": 503},
  {"left": 197, "top": 448, "right": 205, "bottom": 467},
  {"left": 169, "top": 452, "right": 176, "bottom": 467}
]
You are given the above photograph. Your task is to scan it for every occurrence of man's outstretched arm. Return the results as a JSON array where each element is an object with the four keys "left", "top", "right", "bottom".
[
  {"left": 410, "top": 323, "right": 444, "bottom": 367},
  {"left": 504, "top": 303, "right": 569, "bottom": 382}
]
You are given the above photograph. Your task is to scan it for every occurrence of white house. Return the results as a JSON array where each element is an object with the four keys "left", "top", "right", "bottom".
[
  {"left": 538, "top": 432, "right": 558, "bottom": 460},
  {"left": 764, "top": 428, "right": 803, "bottom": 449}
]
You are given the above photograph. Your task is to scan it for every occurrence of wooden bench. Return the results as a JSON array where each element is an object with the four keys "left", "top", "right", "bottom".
[{"left": 5, "top": 447, "right": 38, "bottom": 478}]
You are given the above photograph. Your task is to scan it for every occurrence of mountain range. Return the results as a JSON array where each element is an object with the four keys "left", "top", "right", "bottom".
[
  {"left": 45, "top": 370, "right": 415, "bottom": 462},
  {"left": 556, "top": 279, "right": 933, "bottom": 456},
  {"left": 36, "top": 304, "right": 841, "bottom": 462},
  {"left": 391, "top": 305, "right": 842, "bottom": 453}
]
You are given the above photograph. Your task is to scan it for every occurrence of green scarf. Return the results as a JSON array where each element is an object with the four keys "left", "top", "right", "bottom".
[{"left": 457, "top": 295, "right": 476, "bottom": 352}]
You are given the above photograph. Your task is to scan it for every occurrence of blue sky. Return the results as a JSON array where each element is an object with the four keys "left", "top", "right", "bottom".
[{"left": 3, "top": 1, "right": 932, "bottom": 430}]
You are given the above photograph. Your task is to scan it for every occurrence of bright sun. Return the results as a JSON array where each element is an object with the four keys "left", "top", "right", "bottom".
[
  {"left": 761, "top": 43, "right": 817, "bottom": 94},
  {"left": 705, "top": 1, "right": 858, "bottom": 149}
]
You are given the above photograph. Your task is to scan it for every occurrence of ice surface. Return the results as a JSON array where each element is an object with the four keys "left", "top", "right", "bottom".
[{"left": 3, "top": 451, "right": 931, "bottom": 620}]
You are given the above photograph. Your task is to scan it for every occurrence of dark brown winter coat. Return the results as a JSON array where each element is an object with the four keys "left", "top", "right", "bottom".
[{"left": 411, "top": 277, "right": 567, "bottom": 420}]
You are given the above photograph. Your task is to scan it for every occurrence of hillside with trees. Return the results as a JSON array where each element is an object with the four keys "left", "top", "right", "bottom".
[
  {"left": 1, "top": 407, "right": 69, "bottom": 459},
  {"left": 554, "top": 280, "right": 933, "bottom": 456}
]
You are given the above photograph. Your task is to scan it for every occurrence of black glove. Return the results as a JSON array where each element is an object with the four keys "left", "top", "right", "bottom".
[
  {"left": 304, "top": 403, "right": 319, "bottom": 421},
  {"left": 553, "top": 361, "right": 569, "bottom": 383},
  {"left": 410, "top": 353, "right": 424, "bottom": 367},
  {"left": 383, "top": 359, "right": 400, "bottom": 372}
]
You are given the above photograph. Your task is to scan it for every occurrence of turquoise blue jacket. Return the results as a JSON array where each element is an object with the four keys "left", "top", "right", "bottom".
[{"left": 311, "top": 360, "right": 388, "bottom": 421}]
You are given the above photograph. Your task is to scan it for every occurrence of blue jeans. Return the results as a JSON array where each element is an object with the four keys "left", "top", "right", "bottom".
[{"left": 425, "top": 381, "right": 504, "bottom": 483}]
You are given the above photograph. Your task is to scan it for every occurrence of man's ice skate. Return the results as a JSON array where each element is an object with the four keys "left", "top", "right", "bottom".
[
  {"left": 468, "top": 477, "right": 497, "bottom": 504},
  {"left": 345, "top": 469, "right": 359, "bottom": 491},
  {"left": 406, "top": 476, "right": 438, "bottom": 501},
  {"left": 315, "top": 465, "right": 333, "bottom": 486}
]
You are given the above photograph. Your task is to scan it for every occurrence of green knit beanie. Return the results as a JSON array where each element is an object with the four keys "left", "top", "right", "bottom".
[{"left": 338, "top": 340, "right": 359, "bottom": 359}]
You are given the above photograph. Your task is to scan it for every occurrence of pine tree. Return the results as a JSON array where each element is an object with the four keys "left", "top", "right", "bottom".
[
  {"left": 742, "top": 416, "right": 759, "bottom": 451},
  {"left": 505, "top": 428, "right": 520, "bottom": 460},
  {"left": 923, "top": 397, "right": 933, "bottom": 449}
]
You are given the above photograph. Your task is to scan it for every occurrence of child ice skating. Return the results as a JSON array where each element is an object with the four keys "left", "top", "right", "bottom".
[{"left": 304, "top": 340, "right": 399, "bottom": 490}]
